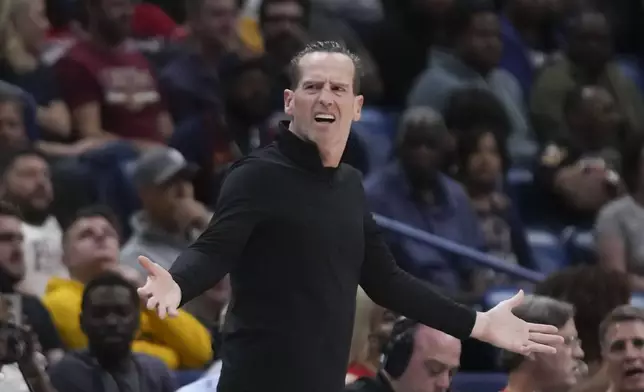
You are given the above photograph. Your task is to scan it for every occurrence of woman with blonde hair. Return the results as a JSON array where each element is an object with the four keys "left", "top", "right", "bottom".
[
  {"left": 345, "top": 287, "right": 396, "bottom": 384},
  {"left": 0, "top": 0, "right": 71, "bottom": 139}
]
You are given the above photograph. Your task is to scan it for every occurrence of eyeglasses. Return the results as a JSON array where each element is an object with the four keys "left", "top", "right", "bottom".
[{"left": 563, "top": 336, "right": 582, "bottom": 348}]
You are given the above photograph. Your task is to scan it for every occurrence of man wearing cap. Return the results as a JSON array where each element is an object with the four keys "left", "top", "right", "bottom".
[{"left": 122, "top": 148, "right": 231, "bottom": 349}]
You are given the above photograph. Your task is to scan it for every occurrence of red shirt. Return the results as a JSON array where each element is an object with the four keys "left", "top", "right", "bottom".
[
  {"left": 56, "top": 39, "right": 164, "bottom": 142},
  {"left": 347, "top": 363, "right": 377, "bottom": 379}
]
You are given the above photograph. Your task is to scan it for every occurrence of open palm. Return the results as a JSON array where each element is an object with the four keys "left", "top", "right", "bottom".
[
  {"left": 477, "top": 290, "right": 564, "bottom": 355},
  {"left": 137, "top": 256, "right": 182, "bottom": 319}
]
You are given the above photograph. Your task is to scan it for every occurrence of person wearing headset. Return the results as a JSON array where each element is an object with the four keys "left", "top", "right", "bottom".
[{"left": 345, "top": 317, "right": 461, "bottom": 392}]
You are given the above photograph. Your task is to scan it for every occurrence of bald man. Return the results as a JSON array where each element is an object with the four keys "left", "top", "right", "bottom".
[{"left": 346, "top": 318, "right": 461, "bottom": 392}]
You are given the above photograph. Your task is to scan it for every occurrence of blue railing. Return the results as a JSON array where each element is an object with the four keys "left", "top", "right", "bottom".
[{"left": 373, "top": 214, "right": 545, "bottom": 283}]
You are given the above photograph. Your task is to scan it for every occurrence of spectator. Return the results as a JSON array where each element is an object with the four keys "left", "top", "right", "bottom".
[
  {"left": 501, "top": 295, "right": 585, "bottom": 392},
  {"left": 407, "top": 0, "right": 532, "bottom": 157},
  {"left": 535, "top": 85, "right": 623, "bottom": 228},
  {"left": 598, "top": 305, "right": 644, "bottom": 392},
  {"left": 0, "top": 89, "right": 30, "bottom": 148},
  {"left": 345, "top": 317, "right": 461, "bottom": 392},
  {"left": 43, "top": 205, "right": 212, "bottom": 369},
  {"left": 456, "top": 128, "right": 534, "bottom": 290},
  {"left": 0, "top": 149, "right": 67, "bottom": 298},
  {"left": 48, "top": 272, "right": 176, "bottom": 392},
  {"left": 0, "top": 0, "right": 72, "bottom": 138},
  {"left": 55, "top": 0, "right": 173, "bottom": 151},
  {"left": 596, "top": 132, "right": 644, "bottom": 291},
  {"left": 530, "top": 10, "right": 644, "bottom": 142},
  {"left": 535, "top": 265, "right": 631, "bottom": 392},
  {"left": 0, "top": 201, "right": 63, "bottom": 364},
  {"left": 346, "top": 287, "right": 396, "bottom": 384},
  {"left": 364, "top": 107, "right": 484, "bottom": 300}
]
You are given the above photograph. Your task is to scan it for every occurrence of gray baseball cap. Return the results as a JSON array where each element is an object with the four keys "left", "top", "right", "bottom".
[{"left": 128, "top": 147, "right": 198, "bottom": 188}]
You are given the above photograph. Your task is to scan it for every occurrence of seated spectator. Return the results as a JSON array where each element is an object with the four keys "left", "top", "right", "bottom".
[
  {"left": 501, "top": 295, "right": 585, "bottom": 392},
  {"left": 364, "top": 107, "right": 484, "bottom": 301},
  {"left": 0, "top": 0, "right": 72, "bottom": 139},
  {"left": 596, "top": 132, "right": 644, "bottom": 291},
  {"left": 0, "top": 89, "right": 30, "bottom": 148},
  {"left": 407, "top": 0, "right": 531, "bottom": 155},
  {"left": 598, "top": 305, "right": 644, "bottom": 392},
  {"left": 535, "top": 266, "right": 631, "bottom": 392},
  {"left": 346, "top": 287, "right": 396, "bottom": 384},
  {"left": 530, "top": 10, "right": 644, "bottom": 142},
  {"left": 0, "top": 80, "right": 39, "bottom": 141},
  {"left": 55, "top": 0, "right": 173, "bottom": 152},
  {"left": 535, "top": 85, "right": 623, "bottom": 228},
  {"left": 43, "top": 205, "right": 212, "bottom": 369},
  {"left": 456, "top": 128, "right": 534, "bottom": 289},
  {"left": 0, "top": 201, "right": 63, "bottom": 364},
  {"left": 48, "top": 272, "right": 176, "bottom": 392},
  {"left": 345, "top": 317, "right": 461, "bottom": 392},
  {"left": 498, "top": 0, "right": 559, "bottom": 99},
  {"left": 0, "top": 149, "right": 67, "bottom": 297}
]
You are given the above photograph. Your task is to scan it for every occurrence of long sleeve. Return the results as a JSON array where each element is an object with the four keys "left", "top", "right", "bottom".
[
  {"left": 169, "top": 159, "right": 268, "bottom": 305},
  {"left": 359, "top": 211, "right": 476, "bottom": 340}
]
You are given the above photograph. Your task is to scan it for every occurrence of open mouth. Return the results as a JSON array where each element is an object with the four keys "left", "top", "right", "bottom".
[
  {"left": 624, "top": 367, "right": 644, "bottom": 378},
  {"left": 314, "top": 114, "right": 336, "bottom": 124}
]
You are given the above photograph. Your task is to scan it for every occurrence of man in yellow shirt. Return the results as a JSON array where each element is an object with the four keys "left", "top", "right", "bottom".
[{"left": 43, "top": 205, "right": 212, "bottom": 370}]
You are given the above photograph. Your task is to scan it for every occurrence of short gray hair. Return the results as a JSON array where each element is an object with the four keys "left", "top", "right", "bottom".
[
  {"left": 500, "top": 295, "right": 575, "bottom": 372},
  {"left": 599, "top": 305, "right": 644, "bottom": 347}
]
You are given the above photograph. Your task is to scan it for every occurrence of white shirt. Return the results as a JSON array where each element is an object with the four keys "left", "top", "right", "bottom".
[
  {"left": 0, "top": 364, "right": 29, "bottom": 392},
  {"left": 177, "top": 361, "right": 222, "bottom": 392},
  {"left": 19, "top": 216, "right": 67, "bottom": 298}
]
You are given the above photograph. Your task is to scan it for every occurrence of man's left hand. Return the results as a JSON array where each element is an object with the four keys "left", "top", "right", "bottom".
[{"left": 471, "top": 290, "right": 564, "bottom": 355}]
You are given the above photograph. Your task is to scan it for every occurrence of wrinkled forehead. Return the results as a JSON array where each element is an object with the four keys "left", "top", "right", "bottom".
[
  {"left": 604, "top": 320, "right": 644, "bottom": 345},
  {"left": 296, "top": 52, "right": 356, "bottom": 86}
]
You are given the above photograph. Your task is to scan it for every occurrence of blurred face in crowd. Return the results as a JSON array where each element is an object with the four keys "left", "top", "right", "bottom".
[
  {"left": 567, "top": 12, "right": 612, "bottom": 72},
  {"left": 12, "top": 0, "right": 50, "bottom": 55},
  {"left": 394, "top": 326, "right": 461, "bottom": 392},
  {"left": 369, "top": 308, "right": 397, "bottom": 354},
  {"left": 261, "top": 0, "right": 307, "bottom": 63},
  {"left": 456, "top": 11, "right": 502, "bottom": 75},
  {"left": 532, "top": 318, "right": 585, "bottom": 390},
  {"left": 398, "top": 114, "right": 446, "bottom": 189},
  {"left": 190, "top": 0, "right": 238, "bottom": 49},
  {"left": 90, "top": 0, "right": 133, "bottom": 44},
  {"left": 81, "top": 284, "right": 138, "bottom": 364},
  {"left": 139, "top": 176, "right": 194, "bottom": 229},
  {"left": 0, "top": 101, "right": 28, "bottom": 149},
  {"left": 63, "top": 216, "right": 119, "bottom": 281},
  {"left": 464, "top": 131, "right": 502, "bottom": 189},
  {"left": 603, "top": 320, "right": 644, "bottom": 392},
  {"left": 284, "top": 52, "right": 363, "bottom": 158},
  {"left": 568, "top": 86, "right": 622, "bottom": 143},
  {"left": 1, "top": 154, "right": 53, "bottom": 218},
  {"left": 227, "top": 66, "right": 272, "bottom": 122},
  {"left": 0, "top": 214, "right": 25, "bottom": 286}
]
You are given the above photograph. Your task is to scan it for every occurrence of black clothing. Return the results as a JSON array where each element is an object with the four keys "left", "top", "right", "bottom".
[
  {"left": 169, "top": 122, "right": 476, "bottom": 392},
  {"left": 345, "top": 374, "right": 394, "bottom": 392}
]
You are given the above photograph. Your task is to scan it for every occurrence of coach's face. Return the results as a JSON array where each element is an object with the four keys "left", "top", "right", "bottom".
[{"left": 284, "top": 52, "right": 364, "bottom": 158}]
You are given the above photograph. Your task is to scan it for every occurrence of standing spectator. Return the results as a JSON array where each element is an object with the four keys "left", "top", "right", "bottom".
[
  {"left": 501, "top": 295, "right": 585, "bottom": 392},
  {"left": 0, "top": 0, "right": 72, "bottom": 139},
  {"left": 598, "top": 305, "right": 644, "bottom": 392},
  {"left": 0, "top": 201, "right": 63, "bottom": 364},
  {"left": 596, "top": 132, "right": 644, "bottom": 291},
  {"left": 0, "top": 149, "right": 67, "bottom": 298},
  {"left": 530, "top": 10, "right": 644, "bottom": 142},
  {"left": 345, "top": 317, "right": 462, "bottom": 392},
  {"left": 364, "top": 107, "right": 485, "bottom": 300},
  {"left": 407, "top": 0, "right": 532, "bottom": 157},
  {"left": 55, "top": 0, "right": 173, "bottom": 151},
  {"left": 43, "top": 205, "right": 212, "bottom": 369},
  {"left": 457, "top": 128, "right": 534, "bottom": 290},
  {"left": 48, "top": 272, "right": 176, "bottom": 392},
  {"left": 535, "top": 85, "right": 623, "bottom": 228}
]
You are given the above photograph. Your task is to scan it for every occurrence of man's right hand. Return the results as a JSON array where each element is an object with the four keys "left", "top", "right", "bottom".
[{"left": 137, "top": 256, "right": 182, "bottom": 319}]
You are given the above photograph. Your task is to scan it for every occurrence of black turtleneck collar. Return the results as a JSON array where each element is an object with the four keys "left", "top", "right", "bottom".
[{"left": 275, "top": 121, "right": 339, "bottom": 179}]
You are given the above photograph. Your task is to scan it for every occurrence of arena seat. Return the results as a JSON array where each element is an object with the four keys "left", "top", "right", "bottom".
[
  {"left": 561, "top": 227, "right": 596, "bottom": 264},
  {"left": 526, "top": 229, "right": 567, "bottom": 274},
  {"left": 631, "top": 292, "right": 644, "bottom": 308}
]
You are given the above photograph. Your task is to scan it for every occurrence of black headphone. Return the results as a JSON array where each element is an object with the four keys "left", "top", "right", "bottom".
[{"left": 381, "top": 317, "right": 419, "bottom": 379}]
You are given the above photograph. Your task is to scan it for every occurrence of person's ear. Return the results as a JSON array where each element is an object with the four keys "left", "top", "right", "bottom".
[
  {"left": 353, "top": 95, "right": 364, "bottom": 122},
  {"left": 284, "top": 89, "right": 294, "bottom": 116}
]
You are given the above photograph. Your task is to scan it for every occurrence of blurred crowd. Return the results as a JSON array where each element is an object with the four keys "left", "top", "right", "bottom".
[{"left": 1, "top": 0, "right": 644, "bottom": 390}]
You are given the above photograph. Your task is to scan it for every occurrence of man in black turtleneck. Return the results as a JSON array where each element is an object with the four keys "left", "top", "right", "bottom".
[
  {"left": 0, "top": 201, "right": 62, "bottom": 364},
  {"left": 48, "top": 272, "right": 176, "bottom": 392}
]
